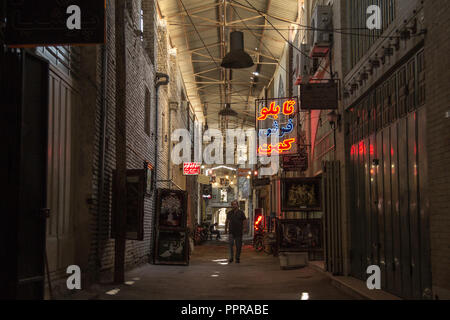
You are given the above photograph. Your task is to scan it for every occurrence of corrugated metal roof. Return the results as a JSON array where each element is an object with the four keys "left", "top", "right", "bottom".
[{"left": 157, "top": 0, "right": 298, "bottom": 127}]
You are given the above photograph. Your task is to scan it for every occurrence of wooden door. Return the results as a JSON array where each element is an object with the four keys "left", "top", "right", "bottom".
[{"left": 1, "top": 50, "right": 49, "bottom": 299}]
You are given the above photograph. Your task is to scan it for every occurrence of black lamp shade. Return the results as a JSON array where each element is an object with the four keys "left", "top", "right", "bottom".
[
  {"left": 219, "top": 103, "right": 238, "bottom": 117},
  {"left": 221, "top": 31, "right": 254, "bottom": 69}
]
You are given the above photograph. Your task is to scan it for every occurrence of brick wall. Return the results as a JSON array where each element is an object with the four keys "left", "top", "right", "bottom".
[
  {"left": 155, "top": 21, "right": 191, "bottom": 192},
  {"left": 84, "top": 0, "right": 194, "bottom": 284},
  {"left": 87, "top": 0, "right": 158, "bottom": 283}
]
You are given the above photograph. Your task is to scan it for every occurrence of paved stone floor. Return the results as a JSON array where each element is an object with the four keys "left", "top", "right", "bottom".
[{"left": 94, "top": 242, "right": 353, "bottom": 300}]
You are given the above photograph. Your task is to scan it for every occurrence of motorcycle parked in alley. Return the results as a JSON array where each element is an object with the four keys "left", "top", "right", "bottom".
[
  {"left": 253, "top": 215, "right": 278, "bottom": 256},
  {"left": 254, "top": 231, "right": 277, "bottom": 255},
  {"left": 253, "top": 229, "right": 265, "bottom": 252},
  {"left": 194, "top": 223, "right": 209, "bottom": 245}
]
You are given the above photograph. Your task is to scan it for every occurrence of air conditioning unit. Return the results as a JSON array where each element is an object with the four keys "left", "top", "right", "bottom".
[
  {"left": 310, "top": 5, "right": 333, "bottom": 57},
  {"left": 299, "top": 43, "right": 312, "bottom": 79},
  {"left": 295, "top": 44, "right": 312, "bottom": 85}
]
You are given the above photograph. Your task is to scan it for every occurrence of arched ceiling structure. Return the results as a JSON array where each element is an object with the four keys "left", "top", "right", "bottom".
[{"left": 157, "top": 0, "right": 299, "bottom": 129}]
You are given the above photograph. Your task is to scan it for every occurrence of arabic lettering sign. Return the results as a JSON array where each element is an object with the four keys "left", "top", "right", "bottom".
[
  {"left": 183, "top": 162, "right": 201, "bottom": 175},
  {"left": 256, "top": 97, "right": 299, "bottom": 155},
  {"left": 5, "top": 0, "right": 105, "bottom": 46},
  {"left": 299, "top": 82, "right": 338, "bottom": 110},
  {"left": 282, "top": 152, "right": 308, "bottom": 172}
]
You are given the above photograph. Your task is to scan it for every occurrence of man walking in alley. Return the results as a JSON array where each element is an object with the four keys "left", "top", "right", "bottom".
[{"left": 225, "top": 200, "right": 248, "bottom": 263}]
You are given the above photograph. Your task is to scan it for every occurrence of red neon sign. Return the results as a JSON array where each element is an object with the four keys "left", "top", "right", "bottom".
[
  {"left": 257, "top": 138, "right": 296, "bottom": 155},
  {"left": 254, "top": 215, "right": 263, "bottom": 231},
  {"left": 257, "top": 100, "right": 296, "bottom": 121},
  {"left": 183, "top": 162, "right": 201, "bottom": 175}
]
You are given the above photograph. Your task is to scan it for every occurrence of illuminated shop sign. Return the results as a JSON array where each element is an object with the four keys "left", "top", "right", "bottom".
[
  {"left": 256, "top": 97, "right": 299, "bottom": 156},
  {"left": 183, "top": 162, "right": 201, "bottom": 175},
  {"left": 258, "top": 138, "right": 296, "bottom": 155}
]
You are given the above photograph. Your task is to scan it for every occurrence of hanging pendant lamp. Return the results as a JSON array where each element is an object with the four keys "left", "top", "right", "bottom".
[
  {"left": 218, "top": 103, "right": 238, "bottom": 117},
  {"left": 221, "top": 31, "right": 254, "bottom": 69}
]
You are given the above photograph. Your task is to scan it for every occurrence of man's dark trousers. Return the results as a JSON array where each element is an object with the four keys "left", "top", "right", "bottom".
[{"left": 229, "top": 233, "right": 243, "bottom": 261}]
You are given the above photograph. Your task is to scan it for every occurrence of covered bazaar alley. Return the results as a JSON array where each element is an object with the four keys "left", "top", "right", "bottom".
[
  {"left": 83, "top": 242, "right": 354, "bottom": 300},
  {"left": 1, "top": 0, "right": 450, "bottom": 305}
]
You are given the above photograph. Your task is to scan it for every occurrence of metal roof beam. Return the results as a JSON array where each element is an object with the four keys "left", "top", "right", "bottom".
[
  {"left": 193, "top": 66, "right": 221, "bottom": 76},
  {"left": 192, "top": 51, "right": 221, "bottom": 60},
  {"left": 178, "top": 42, "right": 221, "bottom": 54},
  {"left": 168, "top": 23, "right": 289, "bottom": 27},
  {"left": 247, "top": 48, "right": 279, "bottom": 62},
  {"left": 191, "top": 60, "right": 221, "bottom": 63},
  {"left": 195, "top": 74, "right": 222, "bottom": 82},
  {"left": 227, "top": 14, "right": 262, "bottom": 25}
]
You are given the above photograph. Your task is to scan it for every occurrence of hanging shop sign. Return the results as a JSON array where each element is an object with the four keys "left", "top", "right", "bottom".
[
  {"left": 5, "top": 0, "right": 105, "bottom": 47},
  {"left": 300, "top": 82, "right": 338, "bottom": 110},
  {"left": 253, "top": 178, "right": 271, "bottom": 187},
  {"left": 238, "top": 168, "right": 252, "bottom": 177},
  {"left": 255, "top": 97, "right": 299, "bottom": 155},
  {"left": 281, "top": 177, "right": 322, "bottom": 212},
  {"left": 282, "top": 152, "right": 308, "bottom": 172},
  {"left": 111, "top": 169, "right": 145, "bottom": 241},
  {"left": 183, "top": 162, "right": 201, "bottom": 176}
]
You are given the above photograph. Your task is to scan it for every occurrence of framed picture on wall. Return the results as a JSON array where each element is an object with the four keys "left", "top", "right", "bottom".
[
  {"left": 281, "top": 177, "right": 322, "bottom": 212},
  {"left": 277, "top": 219, "right": 323, "bottom": 252},
  {"left": 156, "top": 189, "right": 188, "bottom": 229},
  {"left": 154, "top": 230, "right": 189, "bottom": 265}
]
